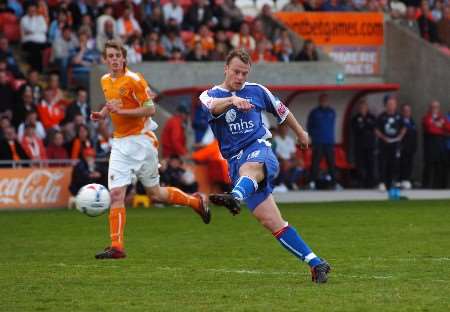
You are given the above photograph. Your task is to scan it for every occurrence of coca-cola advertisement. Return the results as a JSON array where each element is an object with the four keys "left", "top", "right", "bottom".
[{"left": 0, "top": 168, "right": 72, "bottom": 209}]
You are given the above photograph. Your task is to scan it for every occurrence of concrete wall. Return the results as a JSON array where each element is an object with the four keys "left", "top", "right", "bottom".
[{"left": 384, "top": 20, "right": 450, "bottom": 180}]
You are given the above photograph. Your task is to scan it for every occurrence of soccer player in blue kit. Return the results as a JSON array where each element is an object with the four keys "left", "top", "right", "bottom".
[{"left": 199, "top": 49, "right": 331, "bottom": 283}]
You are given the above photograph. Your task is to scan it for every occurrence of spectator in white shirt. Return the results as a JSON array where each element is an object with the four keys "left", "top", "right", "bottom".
[
  {"left": 116, "top": 5, "right": 142, "bottom": 42},
  {"left": 20, "top": 3, "right": 48, "bottom": 71},
  {"left": 17, "top": 110, "right": 46, "bottom": 142},
  {"left": 163, "top": 0, "right": 184, "bottom": 26}
]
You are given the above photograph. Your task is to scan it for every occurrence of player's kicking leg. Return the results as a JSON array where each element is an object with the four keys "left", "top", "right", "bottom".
[
  {"left": 210, "top": 161, "right": 330, "bottom": 283},
  {"left": 146, "top": 185, "right": 211, "bottom": 224},
  {"left": 95, "top": 186, "right": 127, "bottom": 259}
]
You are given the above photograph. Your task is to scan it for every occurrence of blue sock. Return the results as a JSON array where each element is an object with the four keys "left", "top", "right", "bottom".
[
  {"left": 273, "top": 224, "right": 322, "bottom": 268},
  {"left": 231, "top": 176, "right": 258, "bottom": 201}
]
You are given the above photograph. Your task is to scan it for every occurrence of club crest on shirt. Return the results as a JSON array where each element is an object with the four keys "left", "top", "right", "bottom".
[
  {"left": 225, "top": 109, "right": 237, "bottom": 123},
  {"left": 119, "top": 87, "right": 127, "bottom": 96}
]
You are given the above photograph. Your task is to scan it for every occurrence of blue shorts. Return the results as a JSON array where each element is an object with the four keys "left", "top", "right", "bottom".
[{"left": 227, "top": 139, "right": 279, "bottom": 211}]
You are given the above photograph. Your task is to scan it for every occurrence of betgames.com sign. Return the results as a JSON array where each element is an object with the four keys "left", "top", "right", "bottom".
[{"left": 0, "top": 168, "right": 72, "bottom": 209}]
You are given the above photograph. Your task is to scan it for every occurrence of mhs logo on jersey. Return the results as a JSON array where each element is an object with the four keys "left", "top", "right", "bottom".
[{"left": 225, "top": 109, "right": 255, "bottom": 134}]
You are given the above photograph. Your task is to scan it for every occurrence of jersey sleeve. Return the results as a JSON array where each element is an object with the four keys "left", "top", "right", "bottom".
[
  {"left": 132, "top": 74, "right": 152, "bottom": 105},
  {"left": 259, "top": 85, "right": 289, "bottom": 124},
  {"left": 199, "top": 89, "right": 214, "bottom": 110}
]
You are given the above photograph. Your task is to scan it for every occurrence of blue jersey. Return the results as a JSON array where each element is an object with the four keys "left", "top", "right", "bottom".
[{"left": 199, "top": 82, "right": 290, "bottom": 159}]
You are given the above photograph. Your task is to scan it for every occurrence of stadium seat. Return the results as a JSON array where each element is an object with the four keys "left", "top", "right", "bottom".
[{"left": 132, "top": 194, "right": 151, "bottom": 208}]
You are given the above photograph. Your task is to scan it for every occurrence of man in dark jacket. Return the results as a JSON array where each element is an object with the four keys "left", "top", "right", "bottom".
[
  {"left": 351, "top": 99, "right": 376, "bottom": 188},
  {"left": 399, "top": 104, "right": 417, "bottom": 189},
  {"left": 307, "top": 93, "right": 336, "bottom": 189},
  {"left": 69, "top": 147, "right": 107, "bottom": 196}
]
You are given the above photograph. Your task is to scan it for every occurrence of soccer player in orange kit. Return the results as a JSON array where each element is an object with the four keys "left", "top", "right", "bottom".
[{"left": 91, "top": 40, "right": 210, "bottom": 259}]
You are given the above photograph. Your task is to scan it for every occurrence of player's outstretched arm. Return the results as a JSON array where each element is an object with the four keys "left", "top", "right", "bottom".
[
  {"left": 106, "top": 99, "right": 156, "bottom": 118},
  {"left": 284, "top": 112, "right": 310, "bottom": 149}
]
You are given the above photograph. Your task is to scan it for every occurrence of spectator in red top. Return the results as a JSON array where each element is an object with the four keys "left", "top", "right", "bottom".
[
  {"left": 46, "top": 130, "right": 69, "bottom": 166},
  {"left": 21, "top": 123, "right": 47, "bottom": 162},
  {"left": 161, "top": 104, "right": 190, "bottom": 158},
  {"left": 251, "top": 39, "right": 277, "bottom": 63},
  {"left": 422, "top": 100, "right": 450, "bottom": 188},
  {"left": 36, "top": 88, "right": 66, "bottom": 130},
  {"left": 70, "top": 123, "right": 92, "bottom": 160}
]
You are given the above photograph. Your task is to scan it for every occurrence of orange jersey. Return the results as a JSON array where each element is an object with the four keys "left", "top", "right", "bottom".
[{"left": 101, "top": 69, "right": 152, "bottom": 138}]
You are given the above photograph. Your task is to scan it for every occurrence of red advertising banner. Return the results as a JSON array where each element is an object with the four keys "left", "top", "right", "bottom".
[{"left": 0, "top": 167, "right": 73, "bottom": 209}]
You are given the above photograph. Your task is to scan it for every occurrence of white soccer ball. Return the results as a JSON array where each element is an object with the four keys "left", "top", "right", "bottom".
[{"left": 75, "top": 183, "right": 111, "bottom": 217}]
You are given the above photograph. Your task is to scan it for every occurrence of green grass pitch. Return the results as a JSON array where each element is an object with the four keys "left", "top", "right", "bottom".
[{"left": 1, "top": 200, "right": 449, "bottom": 311}]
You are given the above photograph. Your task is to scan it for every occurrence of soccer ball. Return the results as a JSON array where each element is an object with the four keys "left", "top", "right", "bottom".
[{"left": 75, "top": 184, "right": 111, "bottom": 217}]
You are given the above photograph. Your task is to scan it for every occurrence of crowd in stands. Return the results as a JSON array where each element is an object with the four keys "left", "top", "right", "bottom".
[{"left": 0, "top": 0, "right": 448, "bottom": 195}]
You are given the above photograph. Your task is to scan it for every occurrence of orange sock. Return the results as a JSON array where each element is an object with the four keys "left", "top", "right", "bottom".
[
  {"left": 167, "top": 187, "right": 200, "bottom": 211},
  {"left": 109, "top": 207, "right": 126, "bottom": 250}
]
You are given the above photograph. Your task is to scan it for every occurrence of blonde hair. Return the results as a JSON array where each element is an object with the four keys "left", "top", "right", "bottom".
[{"left": 103, "top": 40, "right": 127, "bottom": 69}]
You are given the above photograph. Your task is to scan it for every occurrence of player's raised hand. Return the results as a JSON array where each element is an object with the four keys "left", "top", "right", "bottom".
[{"left": 231, "top": 95, "right": 254, "bottom": 112}]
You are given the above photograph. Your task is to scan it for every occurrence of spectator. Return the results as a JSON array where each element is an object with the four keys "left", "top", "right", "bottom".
[
  {"left": 160, "top": 156, "right": 198, "bottom": 193},
  {"left": 307, "top": 94, "right": 337, "bottom": 189},
  {"left": 0, "top": 36, "right": 22, "bottom": 78},
  {"left": 231, "top": 23, "right": 256, "bottom": 53},
  {"left": 219, "top": 0, "right": 244, "bottom": 31},
  {"left": 94, "top": 120, "right": 112, "bottom": 158},
  {"left": 47, "top": 72, "right": 67, "bottom": 106},
  {"left": 251, "top": 18, "right": 267, "bottom": 43},
  {"left": 282, "top": 0, "right": 306, "bottom": 11},
  {"left": 296, "top": 39, "right": 319, "bottom": 61},
  {"left": 186, "top": 41, "right": 209, "bottom": 61},
  {"left": 398, "top": 6, "right": 421, "bottom": 35},
  {"left": 251, "top": 39, "right": 277, "bottom": 63},
  {"left": 70, "top": 30, "right": 101, "bottom": 90},
  {"left": 418, "top": 1, "right": 439, "bottom": 42},
  {"left": 161, "top": 104, "right": 190, "bottom": 158},
  {"left": 48, "top": 8, "right": 70, "bottom": 42},
  {"left": 20, "top": 3, "right": 48, "bottom": 71},
  {"left": 163, "top": 0, "right": 183, "bottom": 26},
  {"left": 431, "top": 0, "right": 444, "bottom": 22},
  {"left": 64, "top": 86, "right": 90, "bottom": 125},
  {"left": 68, "top": 0, "right": 94, "bottom": 30},
  {"left": 37, "top": 0, "right": 50, "bottom": 25},
  {"left": 70, "top": 123, "right": 92, "bottom": 160},
  {"left": 19, "top": 69, "right": 43, "bottom": 106},
  {"left": 351, "top": 99, "right": 377, "bottom": 188},
  {"left": 0, "top": 70, "right": 15, "bottom": 121},
  {"left": 161, "top": 27, "right": 186, "bottom": 58},
  {"left": 69, "top": 147, "right": 107, "bottom": 196},
  {"left": 399, "top": 104, "right": 417, "bottom": 189},
  {"left": 322, "top": 0, "right": 348, "bottom": 11},
  {"left": 274, "top": 29, "right": 295, "bottom": 62},
  {"left": 389, "top": 0, "right": 407, "bottom": 18},
  {"left": 116, "top": 5, "right": 142, "bottom": 43},
  {"left": 46, "top": 130, "right": 69, "bottom": 166},
  {"left": 256, "top": 4, "right": 280, "bottom": 42},
  {"left": 139, "top": 0, "right": 154, "bottom": 21},
  {"left": 13, "top": 87, "right": 35, "bottom": 128},
  {"left": 79, "top": 13, "right": 95, "bottom": 38},
  {"left": 189, "top": 24, "right": 215, "bottom": 55},
  {"left": 51, "top": 26, "right": 78, "bottom": 88},
  {"left": 17, "top": 110, "right": 46, "bottom": 141},
  {"left": 96, "top": 4, "right": 115, "bottom": 38},
  {"left": 183, "top": 0, "right": 215, "bottom": 32},
  {"left": 0, "top": 126, "right": 29, "bottom": 167},
  {"left": 422, "top": 100, "right": 449, "bottom": 188},
  {"left": 0, "top": 116, "right": 11, "bottom": 140},
  {"left": 36, "top": 88, "right": 66, "bottom": 131},
  {"left": 437, "top": 5, "right": 450, "bottom": 47},
  {"left": 375, "top": 95, "right": 406, "bottom": 191},
  {"left": 21, "top": 123, "right": 47, "bottom": 162},
  {"left": 141, "top": 5, "right": 166, "bottom": 35},
  {"left": 125, "top": 36, "right": 143, "bottom": 64},
  {"left": 96, "top": 19, "right": 120, "bottom": 52},
  {"left": 273, "top": 124, "right": 305, "bottom": 190},
  {"left": 142, "top": 34, "right": 167, "bottom": 61},
  {"left": 169, "top": 47, "right": 185, "bottom": 63}
]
